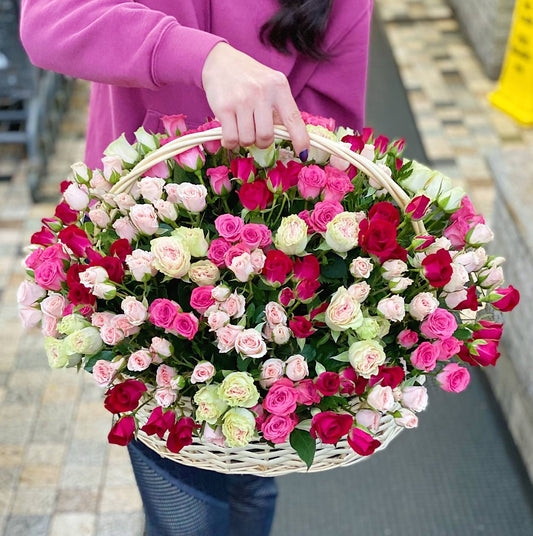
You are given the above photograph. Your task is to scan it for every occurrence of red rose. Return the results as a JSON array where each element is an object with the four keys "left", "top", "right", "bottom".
[
  {"left": 347, "top": 427, "right": 381, "bottom": 456},
  {"left": 374, "top": 135, "right": 389, "bottom": 155},
  {"left": 339, "top": 368, "right": 370, "bottom": 396},
  {"left": 263, "top": 250, "right": 293, "bottom": 284},
  {"left": 58, "top": 225, "right": 92, "bottom": 257},
  {"left": 358, "top": 219, "right": 401, "bottom": 262},
  {"left": 341, "top": 134, "right": 365, "bottom": 153},
  {"left": 491, "top": 286, "right": 520, "bottom": 312},
  {"left": 54, "top": 202, "right": 79, "bottom": 225},
  {"left": 294, "top": 379, "right": 321, "bottom": 405},
  {"left": 294, "top": 255, "right": 320, "bottom": 281},
  {"left": 31, "top": 226, "right": 56, "bottom": 246},
  {"left": 454, "top": 285, "right": 479, "bottom": 311},
  {"left": 310, "top": 302, "right": 329, "bottom": 321},
  {"left": 459, "top": 339, "right": 500, "bottom": 367},
  {"left": 141, "top": 406, "right": 176, "bottom": 439},
  {"left": 104, "top": 380, "right": 147, "bottom": 414},
  {"left": 289, "top": 316, "right": 316, "bottom": 338},
  {"left": 92, "top": 256, "right": 125, "bottom": 284},
  {"left": 238, "top": 180, "right": 273, "bottom": 211},
  {"left": 368, "top": 201, "right": 400, "bottom": 226},
  {"left": 405, "top": 195, "right": 431, "bottom": 220},
  {"left": 66, "top": 264, "right": 85, "bottom": 285},
  {"left": 109, "top": 239, "right": 132, "bottom": 262},
  {"left": 166, "top": 417, "right": 196, "bottom": 453},
  {"left": 368, "top": 366, "right": 405, "bottom": 389},
  {"left": 421, "top": 249, "right": 453, "bottom": 287},
  {"left": 310, "top": 412, "right": 353, "bottom": 444},
  {"left": 108, "top": 416, "right": 136, "bottom": 446},
  {"left": 267, "top": 161, "right": 302, "bottom": 192},
  {"left": 230, "top": 157, "right": 256, "bottom": 182},
  {"left": 473, "top": 320, "right": 503, "bottom": 342},
  {"left": 67, "top": 281, "right": 96, "bottom": 306},
  {"left": 316, "top": 372, "right": 341, "bottom": 396},
  {"left": 296, "top": 279, "right": 320, "bottom": 301},
  {"left": 279, "top": 287, "right": 295, "bottom": 307},
  {"left": 60, "top": 180, "right": 71, "bottom": 193}
]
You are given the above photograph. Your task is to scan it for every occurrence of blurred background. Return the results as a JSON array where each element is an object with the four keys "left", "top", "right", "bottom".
[{"left": 1, "top": 0, "right": 532, "bottom": 534}]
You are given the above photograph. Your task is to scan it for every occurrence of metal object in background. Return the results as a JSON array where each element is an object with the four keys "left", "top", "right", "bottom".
[{"left": 0, "top": 0, "right": 73, "bottom": 200}]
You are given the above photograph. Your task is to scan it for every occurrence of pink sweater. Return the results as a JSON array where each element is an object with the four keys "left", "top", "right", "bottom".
[{"left": 19, "top": 0, "right": 373, "bottom": 167}]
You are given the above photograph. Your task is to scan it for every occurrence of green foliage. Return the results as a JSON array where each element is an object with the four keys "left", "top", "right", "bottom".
[{"left": 289, "top": 428, "right": 316, "bottom": 470}]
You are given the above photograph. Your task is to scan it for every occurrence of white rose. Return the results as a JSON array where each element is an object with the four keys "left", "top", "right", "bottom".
[
  {"left": 409, "top": 292, "right": 439, "bottom": 321},
  {"left": 367, "top": 385, "right": 395, "bottom": 412},
  {"left": 285, "top": 354, "right": 308, "bottom": 381},
  {"left": 349, "top": 257, "right": 373, "bottom": 279},
  {"left": 348, "top": 340, "right": 386, "bottom": 379},
  {"left": 377, "top": 295, "right": 405, "bottom": 322},
  {"left": 150, "top": 236, "right": 191, "bottom": 278},
  {"left": 234, "top": 329, "right": 267, "bottom": 358},
  {"left": 401, "top": 386, "right": 428, "bottom": 412},
  {"left": 325, "top": 287, "right": 364, "bottom": 331},
  {"left": 325, "top": 212, "right": 360, "bottom": 253},
  {"left": 274, "top": 215, "right": 308, "bottom": 256},
  {"left": 189, "top": 260, "right": 220, "bottom": 286}
]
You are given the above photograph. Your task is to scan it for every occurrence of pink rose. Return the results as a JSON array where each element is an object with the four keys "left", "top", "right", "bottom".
[
  {"left": 410, "top": 342, "right": 440, "bottom": 372},
  {"left": 175, "top": 145, "right": 206, "bottom": 172},
  {"left": 207, "top": 311, "right": 230, "bottom": 331},
  {"left": 265, "top": 302, "right": 287, "bottom": 326},
  {"left": 260, "top": 358, "right": 285, "bottom": 388},
  {"left": 220, "top": 292, "right": 246, "bottom": 318},
  {"left": 207, "top": 166, "right": 232, "bottom": 195},
  {"left": 367, "top": 384, "right": 395, "bottom": 411},
  {"left": 155, "top": 386, "right": 178, "bottom": 408},
  {"left": 139, "top": 177, "right": 165, "bottom": 203},
  {"left": 63, "top": 183, "right": 89, "bottom": 211},
  {"left": 143, "top": 160, "right": 169, "bottom": 179},
  {"left": 39, "top": 293, "right": 67, "bottom": 318},
  {"left": 297, "top": 165, "right": 327, "bottom": 199},
  {"left": 397, "top": 329, "right": 418, "bottom": 349},
  {"left": 172, "top": 312, "right": 199, "bottom": 340},
  {"left": 294, "top": 379, "right": 321, "bottom": 405},
  {"left": 156, "top": 364, "right": 177, "bottom": 387},
  {"left": 322, "top": 166, "right": 354, "bottom": 203},
  {"left": 126, "top": 249, "right": 156, "bottom": 281},
  {"left": 127, "top": 349, "right": 152, "bottom": 371},
  {"left": 18, "top": 305, "right": 42, "bottom": 328},
  {"left": 401, "top": 386, "right": 428, "bottom": 412},
  {"left": 92, "top": 359, "right": 123, "bottom": 386},
  {"left": 235, "top": 329, "right": 267, "bottom": 358},
  {"left": 100, "top": 324, "right": 125, "bottom": 346},
  {"left": 162, "top": 114, "right": 187, "bottom": 136},
  {"left": 377, "top": 295, "right": 405, "bottom": 322},
  {"left": 215, "top": 215, "right": 244, "bottom": 242},
  {"left": 113, "top": 217, "right": 139, "bottom": 242},
  {"left": 301, "top": 111, "right": 335, "bottom": 130},
  {"left": 420, "top": 308, "right": 458, "bottom": 340},
  {"left": 240, "top": 224, "right": 265, "bottom": 249},
  {"left": 121, "top": 297, "right": 148, "bottom": 326},
  {"left": 443, "top": 218, "right": 471, "bottom": 248},
  {"left": 148, "top": 298, "right": 179, "bottom": 330},
  {"left": 190, "top": 286, "right": 216, "bottom": 314},
  {"left": 208, "top": 238, "right": 232, "bottom": 267},
  {"left": 129, "top": 204, "right": 159, "bottom": 235},
  {"left": 191, "top": 362, "right": 215, "bottom": 384},
  {"left": 263, "top": 378, "right": 298, "bottom": 415},
  {"left": 309, "top": 201, "right": 344, "bottom": 232},
  {"left": 261, "top": 413, "right": 298, "bottom": 444},
  {"left": 436, "top": 363, "right": 470, "bottom": 393},
  {"left": 394, "top": 408, "right": 418, "bottom": 428},
  {"left": 150, "top": 337, "right": 172, "bottom": 358},
  {"left": 285, "top": 354, "right": 308, "bottom": 381},
  {"left": 409, "top": 292, "right": 439, "bottom": 321},
  {"left": 355, "top": 409, "right": 381, "bottom": 433},
  {"left": 349, "top": 257, "right": 373, "bottom": 279},
  {"left": 176, "top": 182, "right": 207, "bottom": 212},
  {"left": 434, "top": 337, "right": 461, "bottom": 361},
  {"left": 17, "top": 280, "right": 47, "bottom": 306},
  {"left": 216, "top": 324, "right": 244, "bottom": 353},
  {"left": 229, "top": 252, "right": 254, "bottom": 282},
  {"left": 34, "top": 260, "right": 66, "bottom": 291},
  {"left": 202, "top": 425, "right": 226, "bottom": 447}
]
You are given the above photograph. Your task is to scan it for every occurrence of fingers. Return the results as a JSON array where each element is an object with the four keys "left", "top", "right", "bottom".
[
  {"left": 218, "top": 112, "right": 239, "bottom": 150},
  {"left": 236, "top": 106, "right": 256, "bottom": 147},
  {"left": 253, "top": 105, "right": 275, "bottom": 149},
  {"left": 275, "top": 92, "right": 310, "bottom": 156}
]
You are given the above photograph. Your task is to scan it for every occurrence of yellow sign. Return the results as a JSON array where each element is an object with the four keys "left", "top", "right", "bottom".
[{"left": 489, "top": 0, "right": 533, "bottom": 125}]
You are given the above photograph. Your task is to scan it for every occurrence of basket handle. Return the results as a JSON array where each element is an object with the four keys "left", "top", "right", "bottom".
[{"left": 109, "top": 126, "right": 425, "bottom": 235}]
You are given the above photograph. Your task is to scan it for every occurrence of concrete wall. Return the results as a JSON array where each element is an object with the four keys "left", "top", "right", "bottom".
[{"left": 447, "top": 0, "right": 515, "bottom": 79}]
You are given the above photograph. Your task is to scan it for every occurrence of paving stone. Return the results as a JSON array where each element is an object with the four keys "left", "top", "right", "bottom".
[
  {"left": 3, "top": 515, "right": 50, "bottom": 536},
  {"left": 49, "top": 513, "right": 95, "bottom": 536}
]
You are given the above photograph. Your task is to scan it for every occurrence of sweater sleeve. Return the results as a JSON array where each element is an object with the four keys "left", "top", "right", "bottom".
[{"left": 19, "top": 0, "right": 225, "bottom": 89}]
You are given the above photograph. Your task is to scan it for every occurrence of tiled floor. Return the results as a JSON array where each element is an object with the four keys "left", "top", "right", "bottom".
[{"left": 0, "top": 1, "right": 532, "bottom": 534}]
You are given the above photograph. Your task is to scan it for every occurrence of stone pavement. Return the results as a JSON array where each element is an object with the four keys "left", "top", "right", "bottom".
[{"left": 0, "top": 1, "right": 532, "bottom": 534}]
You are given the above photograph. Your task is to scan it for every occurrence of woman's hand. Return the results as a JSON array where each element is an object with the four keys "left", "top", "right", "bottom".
[{"left": 202, "top": 42, "right": 310, "bottom": 157}]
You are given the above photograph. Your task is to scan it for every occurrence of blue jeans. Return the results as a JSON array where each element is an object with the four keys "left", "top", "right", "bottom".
[{"left": 128, "top": 440, "right": 278, "bottom": 536}]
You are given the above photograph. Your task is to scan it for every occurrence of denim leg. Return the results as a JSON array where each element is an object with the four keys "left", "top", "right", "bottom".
[{"left": 227, "top": 474, "right": 278, "bottom": 536}]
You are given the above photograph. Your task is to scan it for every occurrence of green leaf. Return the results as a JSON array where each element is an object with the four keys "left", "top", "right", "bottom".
[
  {"left": 331, "top": 351, "right": 350, "bottom": 362},
  {"left": 321, "top": 254, "right": 348, "bottom": 279},
  {"left": 289, "top": 428, "right": 316, "bottom": 470},
  {"left": 301, "top": 344, "right": 316, "bottom": 362},
  {"left": 237, "top": 356, "right": 251, "bottom": 372},
  {"left": 454, "top": 327, "right": 472, "bottom": 341},
  {"left": 315, "top": 362, "right": 326, "bottom": 375}
]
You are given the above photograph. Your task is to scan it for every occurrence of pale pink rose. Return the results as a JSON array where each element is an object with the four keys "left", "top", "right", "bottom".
[
  {"left": 394, "top": 408, "right": 418, "bottom": 428},
  {"left": 144, "top": 160, "right": 169, "bottom": 179},
  {"left": 92, "top": 282, "right": 116, "bottom": 299},
  {"left": 154, "top": 199, "right": 178, "bottom": 222},
  {"left": 347, "top": 282, "right": 371, "bottom": 303},
  {"left": 355, "top": 409, "right": 381, "bottom": 433},
  {"left": 139, "top": 176, "right": 165, "bottom": 203},
  {"left": 468, "top": 223, "right": 494, "bottom": 245},
  {"left": 444, "top": 290, "right": 468, "bottom": 309},
  {"left": 202, "top": 425, "right": 226, "bottom": 447},
  {"left": 113, "top": 217, "right": 139, "bottom": 242},
  {"left": 100, "top": 324, "right": 125, "bottom": 345},
  {"left": 88, "top": 208, "right": 110, "bottom": 228},
  {"left": 454, "top": 250, "right": 486, "bottom": 272},
  {"left": 79, "top": 266, "right": 108, "bottom": 290},
  {"left": 215, "top": 214, "right": 244, "bottom": 242},
  {"left": 114, "top": 193, "right": 136, "bottom": 213},
  {"left": 208, "top": 311, "right": 230, "bottom": 331},
  {"left": 150, "top": 337, "right": 172, "bottom": 357},
  {"left": 19, "top": 305, "right": 42, "bottom": 328},
  {"left": 41, "top": 314, "right": 59, "bottom": 337},
  {"left": 17, "top": 281, "right": 46, "bottom": 306},
  {"left": 263, "top": 323, "right": 273, "bottom": 342},
  {"left": 220, "top": 293, "right": 246, "bottom": 318},
  {"left": 164, "top": 183, "right": 181, "bottom": 204},
  {"left": 212, "top": 286, "right": 231, "bottom": 302},
  {"left": 393, "top": 387, "right": 402, "bottom": 401},
  {"left": 176, "top": 183, "right": 208, "bottom": 212},
  {"left": 265, "top": 302, "right": 287, "bottom": 327},
  {"left": 443, "top": 263, "right": 469, "bottom": 293},
  {"left": 382, "top": 259, "right": 407, "bottom": 281},
  {"left": 229, "top": 252, "right": 254, "bottom": 282},
  {"left": 126, "top": 249, "right": 157, "bottom": 281},
  {"left": 63, "top": 183, "right": 89, "bottom": 211},
  {"left": 271, "top": 325, "right": 291, "bottom": 345},
  {"left": 191, "top": 362, "right": 216, "bottom": 384},
  {"left": 360, "top": 144, "right": 375, "bottom": 161},
  {"left": 329, "top": 142, "right": 352, "bottom": 171},
  {"left": 401, "top": 386, "right": 428, "bottom": 412},
  {"left": 409, "top": 292, "right": 439, "bottom": 321},
  {"left": 285, "top": 354, "right": 308, "bottom": 381},
  {"left": 206, "top": 166, "right": 232, "bottom": 195},
  {"left": 130, "top": 204, "right": 159, "bottom": 235},
  {"left": 216, "top": 324, "right": 244, "bottom": 353},
  {"left": 121, "top": 297, "right": 148, "bottom": 326},
  {"left": 155, "top": 387, "right": 177, "bottom": 408},
  {"left": 397, "top": 329, "right": 418, "bottom": 349},
  {"left": 101, "top": 193, "right": 117, "bottom": 208},
  {"left": 479, "top": 266, "right": 504, "bottom": 289},
  {"left": 156, "top": 364, "right": 177, "bottom": 387},
  {"left": 390, "top": 277, "right": 413, "bottom": 293},
  {"left": 40, "top": 293, "right": 68, "bottom": 318},
  {"left": 436, "top": 363, "right": 470, "bottom": 393},
  {"left": 91, "top": 312, "right": 115, "bottom": 328},
  {"left": 250, "top": 249, "right": 266, "bottom": 273},
  {"left": 92, "top": 359, "right": 123, "bottom": 386},
  {"left": 259, "top": 358, "right": 285, "bottom": 389},
  {"left": 377, "top": 295, "right": 405, "bottom": 322},
  {"left": 89, "top": 170, "right": 112, "bottom": 194},
  {"left": 367, "top": 385, "right": 395, "bottom": 411},
  {"left": 111, "top": 314, "right": 140, "bottom": 337},
  {"left": 102, "top": 155, "right": 123, "bottom": 179},
  {"left": 349, "top": 257, "right": 373, "bottom": 279},
  {"left": 235, "top": 329, "right": 267, "bottom": 358},
  {"left": 127, "top": 349, "right": 152, "bottom": 371}
]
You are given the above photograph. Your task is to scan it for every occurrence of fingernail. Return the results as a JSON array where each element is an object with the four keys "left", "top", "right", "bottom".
[{"left": 299, "top": 149, "right": 308, "bottom": 162}]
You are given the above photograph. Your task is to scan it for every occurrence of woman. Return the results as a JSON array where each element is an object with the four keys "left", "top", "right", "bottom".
[{"left": 19, "top": 1, "right": 373, "bottom": 535}]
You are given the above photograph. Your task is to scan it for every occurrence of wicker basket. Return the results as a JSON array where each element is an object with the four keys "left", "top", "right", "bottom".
[{"left": 109, "top": 126, "right": 423, "bottom": 477}]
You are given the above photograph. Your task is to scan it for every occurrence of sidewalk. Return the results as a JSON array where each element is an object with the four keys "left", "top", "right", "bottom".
[{"left": 1, "top": 1, "right": 532, "bottom": 534}]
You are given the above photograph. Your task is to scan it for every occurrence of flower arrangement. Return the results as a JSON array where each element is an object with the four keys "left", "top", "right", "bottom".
[{"left": 18, "top": 112, "right": 519, "bottom": 471}]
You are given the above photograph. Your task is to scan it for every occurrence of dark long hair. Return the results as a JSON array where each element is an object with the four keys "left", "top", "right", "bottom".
[{"left": 261, "top": 0, "right": 334, "bottom": 60}]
